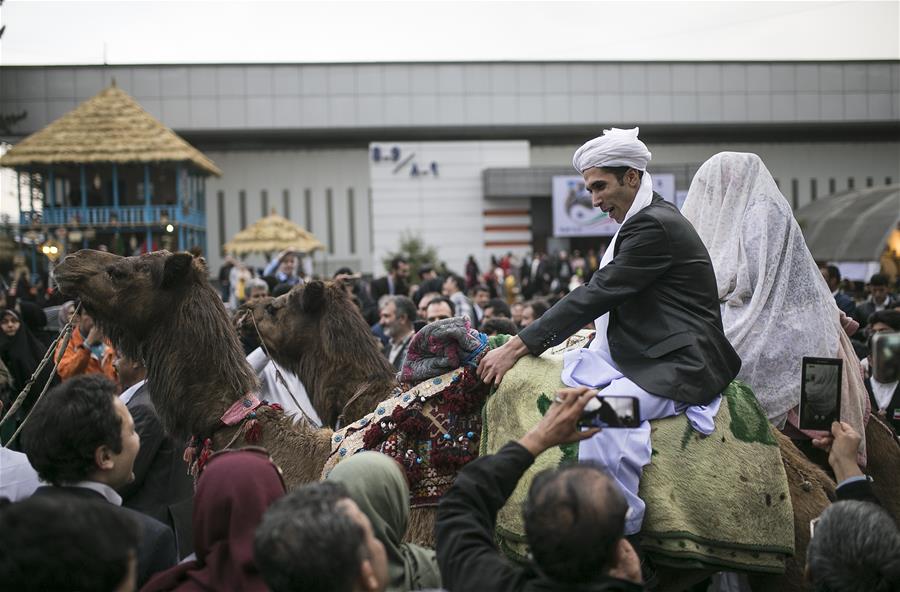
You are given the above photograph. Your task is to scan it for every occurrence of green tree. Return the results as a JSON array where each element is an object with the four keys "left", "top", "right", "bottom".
[{"left": 382, "top": 232, "right": 442, "bottom": 274}]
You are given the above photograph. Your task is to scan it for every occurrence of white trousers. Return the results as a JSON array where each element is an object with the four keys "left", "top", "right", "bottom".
[{"left": 561, "top": 346, "right": 721, "bottom": 534}]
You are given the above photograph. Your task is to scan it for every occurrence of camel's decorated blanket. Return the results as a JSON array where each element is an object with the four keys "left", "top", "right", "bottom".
[{"left": 323, "top": 329, "right": 795, "bottom": 574}]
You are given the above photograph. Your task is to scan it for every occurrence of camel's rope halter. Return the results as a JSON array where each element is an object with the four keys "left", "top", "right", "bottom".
[
  {"left": 1, "top": 303, "right": 82, "bottom": 447},
  {"left": 248, "top": 308, "right": 321, "bottom": 428}
]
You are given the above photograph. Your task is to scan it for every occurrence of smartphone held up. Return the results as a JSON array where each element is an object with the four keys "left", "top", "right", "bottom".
[{"left": 798, "top": 357, "right": 842, "bottom": 431}]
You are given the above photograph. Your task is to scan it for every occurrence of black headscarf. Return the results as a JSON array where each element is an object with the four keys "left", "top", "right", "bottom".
[{"left": 0, "top": 309, "right": 51, "bottom": 399}]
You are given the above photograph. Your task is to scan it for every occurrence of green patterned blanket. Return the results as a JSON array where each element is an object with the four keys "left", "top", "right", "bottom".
[{"left": 481, "top": 336, "right": 795, "bottom": 574}]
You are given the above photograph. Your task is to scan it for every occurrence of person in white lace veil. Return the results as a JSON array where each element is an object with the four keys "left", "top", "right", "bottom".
[{"left": 682, "top": 152, "right": 867, "bottom": 454}]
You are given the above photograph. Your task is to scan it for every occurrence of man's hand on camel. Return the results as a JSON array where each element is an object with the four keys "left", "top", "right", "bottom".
[
  {"left": 477, "top": 336, "right": 529, "bottom": 385},
  {"left": 811, "top": 421, "right": 863, "bottom": 483},
  {"left": 518, "top": 387, "right": 601, "bottom": 457}
]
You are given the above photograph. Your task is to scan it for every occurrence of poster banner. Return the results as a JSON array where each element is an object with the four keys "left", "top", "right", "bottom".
[
  {"left": 552, "top": 176, "right": 619, "bottom": 237},
  {"left": 653, "top": 174, "right": 676, "bottom": 204},
  {"left": 552, "top": 173, "right": 679, "bottom": 237}
]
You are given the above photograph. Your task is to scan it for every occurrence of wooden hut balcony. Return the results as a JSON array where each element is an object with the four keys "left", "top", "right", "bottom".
[{"left": 21, "top": 204, "right": 206, "bottom": 229}]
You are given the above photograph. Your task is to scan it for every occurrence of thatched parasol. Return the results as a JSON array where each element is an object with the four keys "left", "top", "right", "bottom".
[
  {"left": 223, "top": 213, "right": 325, "bottom": 256},
  {"left": 0, "top": 84, "right": 221, "bottom": 176}
]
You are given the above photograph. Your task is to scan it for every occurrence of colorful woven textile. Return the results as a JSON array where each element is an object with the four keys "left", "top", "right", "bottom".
[
  {"left": 482, "top": 339, "right": 795, "bottom": 574},
  {"left": 399, "top": 317, "right": 487, "bottom": 385},
  {"left": 322, "top": 366, "right": 489, "bottom": 507}
]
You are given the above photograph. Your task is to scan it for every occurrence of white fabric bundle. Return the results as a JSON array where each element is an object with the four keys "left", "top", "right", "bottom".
[
  {"left": 681, "top": 152, "right": 842, "bottom": 423},
  {"left": 572, "top": 127, "right": 652, "bottom": 173}
]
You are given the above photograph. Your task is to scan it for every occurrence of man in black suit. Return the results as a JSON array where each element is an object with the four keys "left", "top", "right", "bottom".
[
  {"left": 115, "top": 353, "right": 195, "bottom": 557},
  {"left": 856, "top": 273, "right": 898, "bottom": 330},
  {"left": 370, "top": 256, "right": 411, "bottom": 302},
  {"left": 808, "top": 422, "right": 899, "bottom": 592},
  {"left": 479, "top": 127, "right": 740, "bottom": 535},
  {"left": 22, "top": 374, "right": 177, "bottom": 588}
]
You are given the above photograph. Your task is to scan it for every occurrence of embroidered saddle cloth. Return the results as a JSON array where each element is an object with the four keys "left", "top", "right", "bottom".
[{"left": 481, "top": 336, "right": 795, "bottom": 574}]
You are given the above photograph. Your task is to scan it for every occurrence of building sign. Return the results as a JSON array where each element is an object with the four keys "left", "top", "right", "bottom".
[
  {"left": 552, "top": 176, "right": 618, "bottom": 237},
  {"left": 653, "top": 174, "right": 676, "bottom": 204},
  {"left": 370, "top": 144, "right": 439, "bottom": 178}
]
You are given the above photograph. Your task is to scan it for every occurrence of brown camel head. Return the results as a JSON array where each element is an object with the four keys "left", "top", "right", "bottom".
[
  {"left": 56, "top": 250, "right": 200, "bottom": 354},
  {"left": 56, "top": 249, "right": 258, "bottom": 438},
  {"left": 241, "top": 280, "right": 396, "bottom": 426}
]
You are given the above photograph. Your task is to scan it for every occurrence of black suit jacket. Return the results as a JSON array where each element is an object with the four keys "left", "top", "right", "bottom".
[
  {"left": 518, "top": 195, "right": 741, "bottom": 406},
  {"left": 835, "top": 477, "right": 881, "bottom": 505},
  {"left": 31, "top": 485, "right": 177, "bottom": 588},
  {"left": 120, "top": 384, "right": 195, "bottom": 556},
  {"left": 370, "top": 275, "right": 409, "bottom": 302}
]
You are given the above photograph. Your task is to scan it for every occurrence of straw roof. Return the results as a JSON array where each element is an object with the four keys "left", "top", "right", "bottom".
[
  {"left": 0, "top": 84, "right": 221, "bottom": 176},
  {"left": 223, "top": 213, "right": 325, "bottom": 255}
]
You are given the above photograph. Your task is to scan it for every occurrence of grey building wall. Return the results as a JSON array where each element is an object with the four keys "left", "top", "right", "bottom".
[{"left": 2, "top": 62, "right": 898, "bottom": 138}]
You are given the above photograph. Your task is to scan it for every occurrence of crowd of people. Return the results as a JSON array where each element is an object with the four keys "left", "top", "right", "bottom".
[{"left": 1, "top": 129, "right": 899, "bottom": 592}]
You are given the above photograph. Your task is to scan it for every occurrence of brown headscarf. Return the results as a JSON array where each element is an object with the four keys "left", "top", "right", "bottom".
[{"left": 140, "top": 449, "right": 286, "bottom": 592}]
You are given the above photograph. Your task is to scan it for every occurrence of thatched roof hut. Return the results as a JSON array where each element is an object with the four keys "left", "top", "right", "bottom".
[
  {"left": 0, "top": 84, "right": 221, "bottom": 176},
  {"left": 223, "top": 213, "right": 325, "bottom": 256}
]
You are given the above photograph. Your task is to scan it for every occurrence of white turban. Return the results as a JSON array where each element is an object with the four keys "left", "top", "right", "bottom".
[{"left": 572, "top": 127, "right": 652, "bottom": 173}]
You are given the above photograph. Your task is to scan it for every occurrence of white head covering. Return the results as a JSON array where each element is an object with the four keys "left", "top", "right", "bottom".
[
  {"left": 572, "top": 127, "right": 652, "bottom": 173},
  {"left": 681, "top": 153, "right": 866, "bottom": 443}
]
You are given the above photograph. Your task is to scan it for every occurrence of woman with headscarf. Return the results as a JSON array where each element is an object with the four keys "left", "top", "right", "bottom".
[
  {"left": 140, "top": 449, "right": 287, "bottom": 592},
  {"left": 681, "top": 152, "right": 868, "bottom": 456},
  {"left": 0, "top": 308, "right": 55, "bottom": 445},
  {"left": 327, "top": 452, "right": 442, "bottom": 592}
]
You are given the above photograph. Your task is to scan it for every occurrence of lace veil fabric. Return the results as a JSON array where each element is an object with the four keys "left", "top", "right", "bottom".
[{"left": 682, "top": 152, "right": 865, "bottom": 435}]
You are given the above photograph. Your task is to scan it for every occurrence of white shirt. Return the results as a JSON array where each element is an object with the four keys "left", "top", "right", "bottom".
[
  {"left": 247, "top": 347, "right": 322, "bottom": 427},
  {"left": 389, "top": 332, "right": 414, "bottom": 366},
  {"left": 0, "top": 448, "right": 41, "bottom": 502},
  {"left": 870, "top": 376, "right": 899, "bottom": 411},
  {"left": 119, "top": 379, "right": 147, "bottom": 406},
  {"left": 65, "top": 480, "right": 123, "bottom": 506}
]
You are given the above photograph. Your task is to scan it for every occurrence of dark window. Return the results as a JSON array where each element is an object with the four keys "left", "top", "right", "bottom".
[
  {"left": 326, "top": 188, "right": 334, "bottom": 255},
  {"left": 866, "top": 177, "right": 874, "bottom": 188},
  {"left": 283, "top": 189, "right": 290, "bottom": 219},
  {"left": 791, "top": 179, "right": 799, "bottom": 209},
  {"left": 829, "top": 178, "right": 836, "bottom": 194},
  {"left": 886, "top": 177, "right": 893, "bottom": 185},
  {"left": 217, "top": 191, "right": 226, "bottom": 253},
  {"left": 810, "top": 178, "right": 818, "bottom": 201},
  {"left": 304, "top": 189, "right": 312, "bottom": 231},
  {"left": 239, "top": 190, "right": 247, "bottom": 229},
  {"left": 848, "top": 177, "right": 855, "bottom": 190},
  {"left": 261, "top": 190, "right": 268, "bottom": 216},
  {"left": 348, "top": 188, "right": 356, "bottom": 255}
]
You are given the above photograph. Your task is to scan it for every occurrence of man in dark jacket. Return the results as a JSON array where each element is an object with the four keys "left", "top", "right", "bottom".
[
  {"left": 808, "top": 421, "right": 899, "bottom": 592},
  {"left": 370, "top": 256, "right": 411, "bottom": 302},
  {"left": 479, "top": 128, "right": 740, "bottom": 535},
  {"left": 436, "top": 387, "right": 644, "bottom": 592},
  {"left": 116, "top": 353, "right": 195, "bottom": 557},
  {"left": 23, "top": 374, "right": 176, "bottom": 588}
]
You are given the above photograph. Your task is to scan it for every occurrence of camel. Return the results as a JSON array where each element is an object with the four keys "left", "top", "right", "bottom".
[
  {"left": 53, "top": 249, "right": 891, "bottom": 592},
  {"left": 55, "top": 250, "right": 334, "bottom": 487},
  {"left": 236, "top": 279, "right": 397, "bottom": 429}
]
